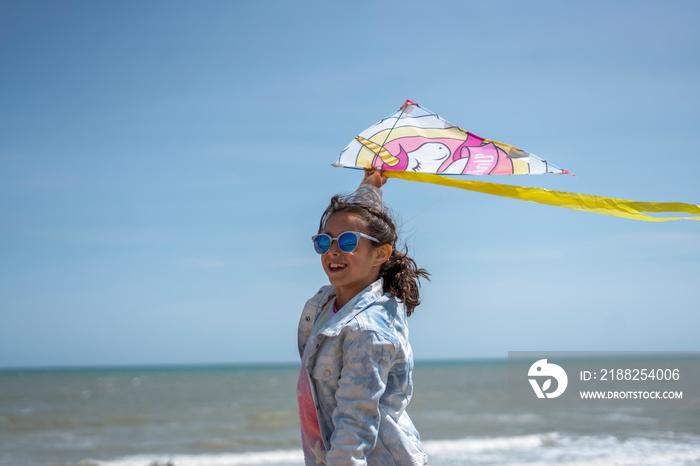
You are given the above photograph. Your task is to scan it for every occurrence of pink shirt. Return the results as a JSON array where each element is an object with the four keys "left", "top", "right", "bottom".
[{"left": 297, "top": 299, "right": 334, "bottom": 464}]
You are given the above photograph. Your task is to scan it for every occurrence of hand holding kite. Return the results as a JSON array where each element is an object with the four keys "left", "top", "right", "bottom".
[{"left": 361, "top": 168, "right": 388, "bottom": 189}]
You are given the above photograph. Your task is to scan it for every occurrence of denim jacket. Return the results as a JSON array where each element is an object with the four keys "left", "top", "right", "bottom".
[{"left": 297, "top": 279, "right": 428, "bottom": 465}]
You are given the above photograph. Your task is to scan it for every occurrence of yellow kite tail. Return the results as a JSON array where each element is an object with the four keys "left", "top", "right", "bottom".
[{"left": 383, "top": 171, "right": 700, "bottom": 222}]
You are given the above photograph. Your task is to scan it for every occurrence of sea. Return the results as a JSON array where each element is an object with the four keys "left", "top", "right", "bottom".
[{"left": 2, "top": 360, "right": 700, "bottom": 466}]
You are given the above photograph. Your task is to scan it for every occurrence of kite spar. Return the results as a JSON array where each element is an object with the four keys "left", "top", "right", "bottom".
[{"left": 334, "top": 100, "right": 700, "bottom": 222}]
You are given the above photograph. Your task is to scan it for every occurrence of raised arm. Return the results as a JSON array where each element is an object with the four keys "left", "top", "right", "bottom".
[{"left": 350, "top": 169, "right": 387, "bottom": 210}]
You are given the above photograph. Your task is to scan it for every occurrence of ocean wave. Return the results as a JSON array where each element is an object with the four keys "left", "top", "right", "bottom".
[
  {"left": 69, "top": 432, "right": 700, "bottom": 466},
  {"left": 423, "top": 432, "right": 700, "bottom": 465},
  {"left": 73, "top": 449, "right": 304, "bottom": 466}
]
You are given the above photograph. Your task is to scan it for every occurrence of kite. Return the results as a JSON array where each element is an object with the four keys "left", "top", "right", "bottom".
[{"left": 334, "top": 100, "right": 700, "bottom": 222}]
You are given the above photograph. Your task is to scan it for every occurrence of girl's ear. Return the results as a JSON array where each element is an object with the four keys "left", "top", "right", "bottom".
[{"left": 373, "top": 244, "right": 392, "bottom": 266}]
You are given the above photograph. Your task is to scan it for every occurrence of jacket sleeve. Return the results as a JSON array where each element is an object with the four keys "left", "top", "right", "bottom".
[
  {"left": 350, "top": 184, "right": 383, "bottom": 210},
  {"left": 326, "top": 329, "right": 396, "bottom": 465}
]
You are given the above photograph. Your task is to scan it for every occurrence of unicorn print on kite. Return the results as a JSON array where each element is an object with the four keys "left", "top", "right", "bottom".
[
  {"left": 331, "top": 100, "right": 700, "bottom": 221},
  {"left": 334, "top": 100, "right": 571, "bottom": 176}
]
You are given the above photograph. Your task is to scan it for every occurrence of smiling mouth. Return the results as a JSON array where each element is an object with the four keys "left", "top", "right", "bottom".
[{"left": 328, "top": 263, "right": 346, "bottom": 272}]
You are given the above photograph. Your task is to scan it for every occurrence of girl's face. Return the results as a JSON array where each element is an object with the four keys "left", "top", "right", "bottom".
[{"left": 321, "top": 212, "right": 390, "bottom": 306}]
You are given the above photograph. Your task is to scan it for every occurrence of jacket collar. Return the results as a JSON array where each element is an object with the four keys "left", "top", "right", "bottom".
[{"left": 320, "top": 279, "right": 384, "bottom": 337}]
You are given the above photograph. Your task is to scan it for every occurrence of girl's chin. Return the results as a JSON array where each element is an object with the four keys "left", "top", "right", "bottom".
[
  {"left": 326, "top": 275, "right": 353, "bottom": 290},
  {"left": 326, "top": 275, "right": 345, "bottom": 286}
]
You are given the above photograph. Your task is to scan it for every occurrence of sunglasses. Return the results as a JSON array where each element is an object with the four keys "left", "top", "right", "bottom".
[{"left": 311, "top": 231, "right": 380, "bottom": 254}]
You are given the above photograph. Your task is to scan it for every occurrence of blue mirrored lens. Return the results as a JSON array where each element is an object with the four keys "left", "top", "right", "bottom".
[
  {"left": 313, "top": 235, "right": 331, "bottom": 254},
  {"left": 337, "top": 232, "right": 359, "bottom": 252}
]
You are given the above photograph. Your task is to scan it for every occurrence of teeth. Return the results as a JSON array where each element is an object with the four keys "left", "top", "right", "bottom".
[{"left": 329, "top": 263, "right": 345, "bottom": 269}]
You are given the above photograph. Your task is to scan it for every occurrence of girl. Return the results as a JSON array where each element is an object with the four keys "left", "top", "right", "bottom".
[{"left": 297, "top": 170, "right": 429, "bottom": 465}]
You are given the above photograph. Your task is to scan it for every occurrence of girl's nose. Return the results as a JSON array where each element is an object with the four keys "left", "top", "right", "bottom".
[{"left": 327, "top": 239, "right": 342, "bottom": 254}]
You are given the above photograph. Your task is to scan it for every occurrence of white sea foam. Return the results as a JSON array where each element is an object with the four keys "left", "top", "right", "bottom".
[
  {"left": 74, "top": 433, "right": 700, "bottom": 466},
  {"left": 423, "top": 432, "right": 548, "bottom": 453},
  {"left": 422, "top": 432, "right": 700, "bottom": 465},
  {"left": 82, "top": 449, "right": 304, "bottom": 466}
]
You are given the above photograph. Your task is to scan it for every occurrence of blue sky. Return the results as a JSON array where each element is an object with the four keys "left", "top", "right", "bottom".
[{"left": 1, "top": 0, "right": 698, "bottom": 368}]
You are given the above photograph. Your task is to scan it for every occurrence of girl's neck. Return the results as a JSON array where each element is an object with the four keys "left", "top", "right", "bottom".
[
  {"left": 335, "top": 293, "right": 350, "bottom": 310},
  {"left": 335, "top": 277, "right": 379, "bottom": 310}
]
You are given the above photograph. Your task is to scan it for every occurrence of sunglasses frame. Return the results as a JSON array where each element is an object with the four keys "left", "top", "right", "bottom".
[{"left": 311, "top": 231, "right": 381, "bottom": 254}]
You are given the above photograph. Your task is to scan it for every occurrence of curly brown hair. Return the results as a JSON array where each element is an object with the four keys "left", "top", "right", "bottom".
[{"left": 318, "top": 194, "right": 429, "bottom": 316}]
